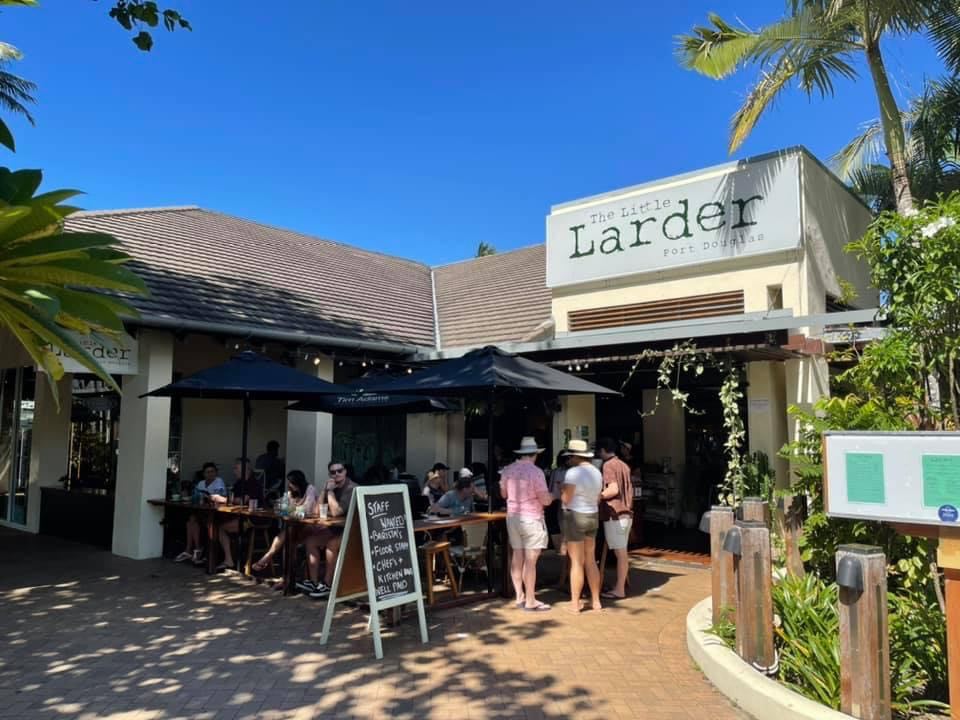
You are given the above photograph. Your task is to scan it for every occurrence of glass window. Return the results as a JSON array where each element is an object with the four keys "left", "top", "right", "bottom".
[{"left": 68, "top": 375, "right": 120, "bottom": 494}]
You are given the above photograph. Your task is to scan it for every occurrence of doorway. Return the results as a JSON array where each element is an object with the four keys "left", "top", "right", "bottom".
[{"left": 0, "top": 367, "right": 35, "bottom": 526}]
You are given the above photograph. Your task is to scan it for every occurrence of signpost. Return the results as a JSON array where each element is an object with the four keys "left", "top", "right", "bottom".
[
  {"left": 824, "top": 431, "right": 960, "bottom": 716},
  {"left": 319, "top": 484, "right": 428, "bottom": 660}
]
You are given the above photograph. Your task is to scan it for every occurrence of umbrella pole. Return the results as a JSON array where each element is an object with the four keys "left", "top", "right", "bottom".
[
  {"left": 241, "top": 395, "right": 250, "bottom": 492},
  {"left": 486, "top": 391, "right": 496, "bottom": 594}
]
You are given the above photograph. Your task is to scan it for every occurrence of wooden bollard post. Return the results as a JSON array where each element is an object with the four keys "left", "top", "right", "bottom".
[
  {"left": 709, "top": 506, "right": 736, "bottom": 625},
  {"left": 732, "top": 520, "right": 775, "bottom": 672},
  {"left": 837, "top": 545, "right": 890, "bottom": 720},
  {"left": 741, "top": 497, "right": 770, "bottom": 525}
]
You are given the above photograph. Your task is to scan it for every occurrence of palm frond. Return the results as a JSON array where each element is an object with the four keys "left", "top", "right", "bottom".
[
  {"left": 0, "top": 65, "right": 36, "bottom": 125},
  {"left": 926, "top": 0, "right": 960, "bottom": 74},
  {"left": 832, "top": 118, "right": 889, "bottom": 179},
  {"left": 730, "top": 56, "right": 799, "bottom": 153},
  {"left": 675, "top": 13, "right": 761, "bottom": 79}
]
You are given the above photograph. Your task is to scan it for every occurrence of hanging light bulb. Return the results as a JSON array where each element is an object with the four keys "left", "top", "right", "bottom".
[
  {"left": 407, "top": 367, "right": 413, "bottom": 374},
  {"left": 313, "top": 356, "right": 321, "bottom": 366},
  {"left": 361, "top": 359, "right": 367, "bottom": 368},
  {"left": 384, "top": 363, "right": 390, "bottom": 369},
  {"left": 575, "top": 364, "right": 582, "bottom": 371},
  {"left": 234, "top": 343, "right": 240, "bottom": 350},
  {"left": 338, "top": 360, "right": 344, "bottom": 367},
  {"left": 303, "top": 352, "right": 308, "bottom": 361},
  {"left": 567, "top": 365, "right": 573, "bottom": 372}
]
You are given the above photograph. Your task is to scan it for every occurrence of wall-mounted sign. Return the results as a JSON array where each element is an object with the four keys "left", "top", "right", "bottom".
[
  {"left": 50, "top": 332, "right": 139, "bottom": 376},
  {"left": 545, "top": 153, "right": 801, "bottom": 287},
  {"left": 824, "top": 431, "right": 960, "bottom": 526}
]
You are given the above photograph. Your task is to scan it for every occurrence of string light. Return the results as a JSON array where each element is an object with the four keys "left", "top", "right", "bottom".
[
  {"left": 361, "top": 359, "right": 367, "bottom": 368},
  {"left": 406, "top": 367, "right": 413, "bottom": 374},
  {"left": 338, "top": 360, "right": 344, "bottom": 367},
  {"left": 575, "top": 364, "right": 582, "bottom": 371},
  {"left": 384, "top": 363, "right": 390, "bottom": 369},
  {"left": 567, "top": 365, "right": 573, "bottom": 372},
  {"left": 313, "top": 357, "right": 321, "bottom": 366},
  {"left": 234, "top": 343, "right": 240, "bottom": 350}
]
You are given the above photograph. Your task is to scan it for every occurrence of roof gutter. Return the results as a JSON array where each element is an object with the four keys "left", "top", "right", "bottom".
[{"left": 128, "top": 315, "right": 430, "bottom": 356}]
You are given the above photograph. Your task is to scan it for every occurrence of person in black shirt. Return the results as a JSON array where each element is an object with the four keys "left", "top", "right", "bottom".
[
  {"left": 215, "top": 458, "right": 264, "bottom": 571},
  {"left": 256, "top": 440, "right": 285, "bottom": 501}
]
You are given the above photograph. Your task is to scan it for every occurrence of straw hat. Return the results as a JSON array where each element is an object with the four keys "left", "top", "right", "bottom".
[
  {"left": 561, "top": 439, "right": 594, "bottom": 458},
  {"left": 458, "top": 467, "right": 474, "bottom": 479},
  {"left": 514, "top": 436, "right": 545, "bottom": 455}
]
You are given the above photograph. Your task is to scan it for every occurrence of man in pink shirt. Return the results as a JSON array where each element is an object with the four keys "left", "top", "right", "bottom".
[{"left": 500, "top": 436, "right": 553, "bottom": 612}]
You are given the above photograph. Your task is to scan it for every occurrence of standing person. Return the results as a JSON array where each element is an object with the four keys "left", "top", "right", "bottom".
[
  {"left": 560, "top": 439, "right": 603, "bottom": 613},
  {"left": 256, "top": 440, "right": 286, "bottom": 501},
  {"left": 547, "top": 451, "right": 570, "bottom": 587},
  {"left": 299, "top": 461, "right": 357, "bottom": 597},
  {"left": 500, "top": 436, "right": 553, "bottom": 612},
  {"left": 596, "top": 437, "right": 634, "bottom": 599}
]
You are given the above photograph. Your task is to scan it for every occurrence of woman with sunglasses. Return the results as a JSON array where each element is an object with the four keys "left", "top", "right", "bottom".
[
  {"left": 251, "top": 470, "right": 317, "bottom": 574},
  {"left": 298, "top": 461, "right": 357, "bottom": 598}
]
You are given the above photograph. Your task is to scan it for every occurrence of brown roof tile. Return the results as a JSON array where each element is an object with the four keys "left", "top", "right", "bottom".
[
  {"left": 433, "top": 245, "right": 552, "bottom": 348},
  {"left": 65, "top": 207, "right": 437, "bottom": 347}
]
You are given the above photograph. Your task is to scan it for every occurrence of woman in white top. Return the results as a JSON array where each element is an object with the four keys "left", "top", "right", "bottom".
[
  {"left": 175, "top": 462, "right": 227, "bottom": 563},
  {"left": 560, "top": 440, "right": 603, "bottom": 613},
  {"left": 252, "top": 469, "right": 318, "bottom": 574}
]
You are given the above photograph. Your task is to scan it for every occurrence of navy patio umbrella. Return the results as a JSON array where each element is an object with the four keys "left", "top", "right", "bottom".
[
  {"left": 142, "top": 351, "right": 351, "bottom": 482},
  {"left": 366, "top": 345, "right": 620, "bottom": 504}
]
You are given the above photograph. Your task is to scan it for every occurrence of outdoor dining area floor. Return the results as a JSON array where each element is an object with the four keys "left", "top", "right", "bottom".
[{"left": 0, "top": 528, "right": 747, "bottom": 720}]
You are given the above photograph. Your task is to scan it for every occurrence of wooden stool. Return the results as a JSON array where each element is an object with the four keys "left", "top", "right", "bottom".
[
  {"left": 244, "top": 524, "right": 274, "bottom": 576},
  {"left": 419, "top": 540, "right": 459, "bottom": 605},
  {"left": 599, "top": 541, "right": 631, "bottom": 590}
]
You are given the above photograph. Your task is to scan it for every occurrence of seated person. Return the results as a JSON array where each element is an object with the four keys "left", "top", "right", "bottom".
[
  {"left": 432, "top": 477, "right": 475, "bottom": 516},
  {"left": 459, "top": 466, "right": 487, "bottom": 502},
  {"left": 252, "top": 470, "right": 317, "bottom": 574},
  {"left": 215, "top": 458, "right": 265, "bottom": 572},
  {"left": 422, "top": 470, "right": 446, "bottom": 504},
  {"left": 299, "top": 461, "right": 357, "bottom": 598},
  {"left": 175, "top": 462, "right": 226, "bottom": 564}
]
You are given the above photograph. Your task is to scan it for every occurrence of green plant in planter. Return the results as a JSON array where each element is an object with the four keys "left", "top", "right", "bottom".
[{"left": 741, "top": 451, "right": 776, "bottom": 504}]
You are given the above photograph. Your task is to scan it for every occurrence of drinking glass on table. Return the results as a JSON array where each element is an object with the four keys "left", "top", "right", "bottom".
[{"left": 319, "top": 503, "right": 329, "bottom": 520}]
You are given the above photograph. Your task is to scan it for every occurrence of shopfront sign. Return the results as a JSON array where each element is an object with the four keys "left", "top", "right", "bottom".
[
  {"left": 50, "top": 332, "right": 139, "bottom": 376},
  {"left": 546, "top": 153, "right": 801, "bottom": 287}
]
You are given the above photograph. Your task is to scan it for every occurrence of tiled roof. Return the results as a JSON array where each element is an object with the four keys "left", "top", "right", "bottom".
[
  {"left": 65, "top": 207, "right": 437, "bottom": 347},
  {"left": 433, "top": 245, "right": 552, "bottom": 349}
]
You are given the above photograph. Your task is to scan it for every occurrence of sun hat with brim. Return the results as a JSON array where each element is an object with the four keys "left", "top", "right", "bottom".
[
  {"left": 561, "top": 439, "right": 594, "bottom": 458},
  {"left": 458, "top": 467, "right": 474, "bottom": 479},
  {"left": 514, "top": 436, "right": 545, "bottom": 454}
]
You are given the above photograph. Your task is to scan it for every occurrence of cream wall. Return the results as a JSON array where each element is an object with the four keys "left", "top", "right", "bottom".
[
  {"left": 25, "top": 375, "right": 73, "bottom": 533},
  {"left": 173, "top": 336, "right": 289, "bottom": 485},
  {"left": 552, "top": 259, "right": 804, "bottom": 333},
  {"left": 745, "top": 362, "right": 790, "bottom": 489},
  {"left": 552, "top": 394, "right": 596, "bottom": 454},
  {"left": 406, "top": 413, "right": 449, "bottom": 479}
]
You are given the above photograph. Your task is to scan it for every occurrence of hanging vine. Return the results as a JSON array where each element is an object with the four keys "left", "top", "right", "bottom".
[{"left": 621, "top": 340, "right": 746, "bottom": 507}]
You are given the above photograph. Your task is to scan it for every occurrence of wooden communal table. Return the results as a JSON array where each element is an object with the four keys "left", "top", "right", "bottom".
[{"left": 148, "top": 499, "right": 508, "bottom": 602}]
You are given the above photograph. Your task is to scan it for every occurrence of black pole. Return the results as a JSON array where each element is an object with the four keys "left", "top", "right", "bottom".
[
  {"left": 485, "top": 390, "right": 496, "bottom": 594},
  {"left": 241, "top": 394, "right": 250, "bottom": 493}
]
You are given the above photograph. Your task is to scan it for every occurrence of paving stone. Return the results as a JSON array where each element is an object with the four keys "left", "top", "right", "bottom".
[{"left": 0, "top": 528, "right": 747, "bottom": 719}]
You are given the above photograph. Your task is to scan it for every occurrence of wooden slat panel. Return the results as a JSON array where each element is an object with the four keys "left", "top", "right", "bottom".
[{"left": 568, "top": 290, "right": 745, "bottom": 332}]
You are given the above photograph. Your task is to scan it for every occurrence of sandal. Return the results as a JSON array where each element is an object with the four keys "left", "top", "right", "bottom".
[
  {"left": 601, "top": 591, "right": 625, "bottom": 599},
  {"left": 523, "top": 602, "right": 551, "bottom": 612},
  {"left": 252, "top": 557, "right": 271, "bottom": 572}
]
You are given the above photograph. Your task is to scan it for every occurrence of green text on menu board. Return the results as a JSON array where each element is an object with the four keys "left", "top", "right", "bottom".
[
  {"left": 845, "top": 452, "right": 885, "bottom": 504},
  {"left": 922, "top": 454, "right": 960, "bottom": 507}
]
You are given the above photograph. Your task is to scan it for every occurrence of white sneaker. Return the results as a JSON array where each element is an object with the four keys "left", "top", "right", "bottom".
[{"left": 174, "top": 551, "right": 192, "bottom": 563}]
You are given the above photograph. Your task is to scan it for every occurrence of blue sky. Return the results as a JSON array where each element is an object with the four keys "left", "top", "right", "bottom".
[{"left": 3, "top": 1, "right": 947, "bottom": 265}]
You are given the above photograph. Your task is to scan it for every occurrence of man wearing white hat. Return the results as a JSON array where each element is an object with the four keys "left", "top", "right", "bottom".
[{"left": 499, "top": 436, "right": 553, "bottom": 611}]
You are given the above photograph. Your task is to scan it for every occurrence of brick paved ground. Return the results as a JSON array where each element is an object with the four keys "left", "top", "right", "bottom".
[{"left": 0, "top": 528, "right": 747, "bottom": 720}]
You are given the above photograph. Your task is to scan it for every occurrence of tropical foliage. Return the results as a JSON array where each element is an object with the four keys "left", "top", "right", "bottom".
[
  {"left": 676, "top": 0, "right": 960, "bottom": 214},
  {"left": 835, "top": 76, "right": 960, "bottom": 211},
  {"left": 0, "top": 169, "right": 146, "bottom": 401}
]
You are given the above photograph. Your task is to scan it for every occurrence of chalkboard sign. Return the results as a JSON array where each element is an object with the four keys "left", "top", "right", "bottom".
[
  {"left": 364, "top": 491, "right": 417, "bottom": 601},
  {"left": 320, "top": 484, "right": 428, "bottom": 659}
]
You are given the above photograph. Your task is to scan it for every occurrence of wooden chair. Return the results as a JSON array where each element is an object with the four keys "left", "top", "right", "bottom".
[{"left": 419, "top": 540, "right": 459, "bottom": 605}]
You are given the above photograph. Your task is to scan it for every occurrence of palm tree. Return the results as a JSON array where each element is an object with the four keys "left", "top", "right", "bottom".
[
  {"left": 0, "top": 51, "right": 37, "bottom": 151},
  {"left": 0, "top": 168, "right": 147, "bottom": 405},
  {"left": 834, "top": 75, "right": 960, "bottom": 211},
  {"left": 476, "top": 241, "right": 496, "bottom": 257},
  {"left": 676, "top": 1, "right": 960, "bottom": 215}
]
